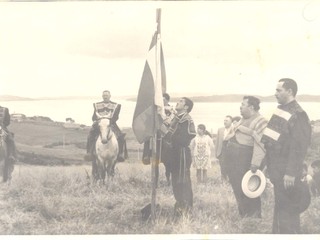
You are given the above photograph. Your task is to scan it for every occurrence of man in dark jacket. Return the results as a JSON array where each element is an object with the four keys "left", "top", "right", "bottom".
[
  {"left": 163, "top": 97, "right": 196, "bottom": 217},
  {"left": 262, "top": 78, "right": 312, "bottom": 233},
  {"left": 84, "top": 90, "right": 127, "bottom": 162},
  {"left": 0, "top": 106, "right": 17, "bottom": 163}
]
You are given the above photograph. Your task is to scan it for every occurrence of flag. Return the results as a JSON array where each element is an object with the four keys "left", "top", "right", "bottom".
[{"left": 132, "top": 9, "right": 166, "bottom": 144}]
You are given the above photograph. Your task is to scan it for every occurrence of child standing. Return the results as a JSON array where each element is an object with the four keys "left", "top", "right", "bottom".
[{"left": 190, "top": 124, "right": 215, "bottom": 183}]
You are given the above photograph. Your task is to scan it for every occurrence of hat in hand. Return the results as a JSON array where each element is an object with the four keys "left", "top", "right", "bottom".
[{"left": 242, "top": 169, "right": 267, "bottom": 198}]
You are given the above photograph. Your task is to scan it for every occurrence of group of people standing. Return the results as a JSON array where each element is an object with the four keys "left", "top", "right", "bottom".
[
  {"left": 154, "top": 78, "right": 312, "bottom": 234},
  {"left": 0, "top": 78, "right": 312, "bottom": 234}
]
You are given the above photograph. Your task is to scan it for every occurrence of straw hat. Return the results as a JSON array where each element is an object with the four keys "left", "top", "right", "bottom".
[{"left": 241, "top": 169, "right": 267, "bottom": 198}]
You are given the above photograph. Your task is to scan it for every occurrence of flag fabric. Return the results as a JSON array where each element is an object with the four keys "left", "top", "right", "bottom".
[{"left": 132, "top": 9, "right": 166, "bottom": 144}]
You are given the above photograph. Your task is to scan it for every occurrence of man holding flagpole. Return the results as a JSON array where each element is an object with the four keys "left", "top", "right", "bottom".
[{"left": 163, "top": 97, "right": 196, "bottom": 217}]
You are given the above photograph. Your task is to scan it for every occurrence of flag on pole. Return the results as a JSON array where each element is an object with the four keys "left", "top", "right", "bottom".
[{"left": 132, "top": 9, "right": 166, "bottom": 144}]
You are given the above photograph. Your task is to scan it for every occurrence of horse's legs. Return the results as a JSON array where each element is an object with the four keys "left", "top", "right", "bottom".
[
  {"left": 92, "top": 158, "right": 99, "bottom": 182},
  {"left": 106, "top": 164, "right": 114, "bottom": 179},
  {"left": 3, "top": 158, "right": 9, "bottom": 183},
  {"left": 98, "top": 162, "right": 106, "bottom": 184}
]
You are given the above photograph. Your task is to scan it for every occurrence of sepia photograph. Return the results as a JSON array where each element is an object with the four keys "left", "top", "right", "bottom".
[{"left": 1, "top": 0, "right": 320, "bottom": 237}]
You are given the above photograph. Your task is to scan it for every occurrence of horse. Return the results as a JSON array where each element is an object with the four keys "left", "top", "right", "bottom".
[
  {"left": 92, "top": 117, "right": 119, "bottom": 184},
  {"left": 0, "top": 126, "right": 13, "bottom": 183}
]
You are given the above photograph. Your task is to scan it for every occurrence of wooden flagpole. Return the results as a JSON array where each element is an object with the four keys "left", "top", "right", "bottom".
[{"left": 150, "top": 8, "right": 162, "bottom": 222}]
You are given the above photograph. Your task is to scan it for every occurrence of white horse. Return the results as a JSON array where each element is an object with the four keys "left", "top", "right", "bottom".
[
  {"left": 0, "top": 126, "right": 13, "bottom": 183},
  {"left": 92, "top": 117, "right": 119, "bottom": 184}
]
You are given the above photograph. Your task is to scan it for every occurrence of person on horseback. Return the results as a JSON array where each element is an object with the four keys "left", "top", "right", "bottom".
[
  {"left": 84, "top": 90, "right": 127, "bottom": 162},
  {"left": 0, "top": 105, "right": 17, "bottom": 163}
]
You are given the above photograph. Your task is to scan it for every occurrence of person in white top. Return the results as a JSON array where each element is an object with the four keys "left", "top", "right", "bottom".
[{"left": 190, "top": 124, "right": 215, "bottom": 183}]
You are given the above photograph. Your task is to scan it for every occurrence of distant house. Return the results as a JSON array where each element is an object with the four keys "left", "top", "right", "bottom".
[
  {"left": 11, "top": 113, "right": 26, "bottom": 122},
  {"left": 65, "top": 118, "right": 75, "bottom": 123}
]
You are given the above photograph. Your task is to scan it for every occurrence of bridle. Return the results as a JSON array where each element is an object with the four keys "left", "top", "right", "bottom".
[{"left": 97, "top": 117, "right": 113, "bottom": 143}]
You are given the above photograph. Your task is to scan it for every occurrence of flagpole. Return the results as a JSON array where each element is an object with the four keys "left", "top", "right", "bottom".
[{"left": 150, "top": 8, "right": 162, "bottom": 223}]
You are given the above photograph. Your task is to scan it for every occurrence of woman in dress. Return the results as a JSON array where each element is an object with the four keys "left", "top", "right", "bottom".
[{"left": 190, "top": 124, "right": 215, "bottom": 183}]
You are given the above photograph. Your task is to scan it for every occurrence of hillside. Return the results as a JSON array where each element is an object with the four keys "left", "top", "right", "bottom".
[
  {"left": 0, "top": 95, "right": 34, "bottom": 101},
  {"left": 7, "top": 119, "right": 320, "bottom": 168},
  {"left": 9, "top": 120, "right": 141, "bottom": 165}
]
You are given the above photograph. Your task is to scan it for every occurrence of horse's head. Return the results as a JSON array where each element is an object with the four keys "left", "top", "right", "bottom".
[{"left": 97, "top": 117, "right": 112, "bottom": 144}]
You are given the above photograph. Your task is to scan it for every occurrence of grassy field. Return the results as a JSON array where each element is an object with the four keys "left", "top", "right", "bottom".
[{"left": 1, "top": 120, "right": 320, "bottom": 234}]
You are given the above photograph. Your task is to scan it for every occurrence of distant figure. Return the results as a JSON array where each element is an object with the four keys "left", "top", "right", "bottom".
[
  {"left": 142, "top": 93, "right": 175, "bottom": 186},
  {"left": 158, "top": 93, "right": 176, "bottom": 185},
  {"left": 84, "top": 90, "right": 127, "bottom": 162},
  {"left": 163, "top": 97, "right": 196, "bottom": 217},
  {"left": 310, "top": 160, "right": 320, "bottom": 197},
  {"left": 215, "top": 115, "right": 233, "bottom": 182},
  {"left": 225, "top": 96, "right": 268, "bottom": 218},
  {"left": 0, "top": 105, "right": 17, "bottom": 163},
  {"left": 190, "top": 124, "right": 215, "bottom": 183},
  {"left": 262, "top": 78, "right": 312, "bottom": 233}
]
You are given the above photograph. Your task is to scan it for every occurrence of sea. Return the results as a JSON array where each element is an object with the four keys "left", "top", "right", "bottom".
[{"left": 3, "top": 98, "right": 320, "bottom": 134}]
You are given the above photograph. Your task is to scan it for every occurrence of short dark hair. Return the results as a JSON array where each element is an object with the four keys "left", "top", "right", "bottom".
[
  {"left": 163, "top": 93, "right": 170, "bottom": 101},
  {"left": 279, "top": 78, "right": 298, "bottom": 97},
  {"left": 182, "top": 97, "right": 194, "bottom": 113},
  {"left": 225, "top": 115, "right": 233, "bottom": 121},
  {"left": 198, "top": 124, "right": 206, "bottom": 131},
  {"left": 103, "top": 90, "right": 110, "bottom": 94},
  {"left": 243, "top": 96, "right": 261, "bottom": 111}
]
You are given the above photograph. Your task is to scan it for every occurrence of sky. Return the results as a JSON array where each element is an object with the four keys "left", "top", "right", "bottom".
[{"left": 0, "top": 0, "right": 320, "bottom": 98}]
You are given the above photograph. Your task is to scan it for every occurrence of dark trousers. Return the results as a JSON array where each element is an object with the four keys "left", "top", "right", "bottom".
[
  {"left": 225, "top": 141, "right": 261, "bottom": 218},
  {"left": 171, "top": 147, "right": 193, "bottom": 209},
  {"left": 272, "top": 181, "right": 300, "bottom": 234},
  {"left": 218, "top": 142, "right": 228, "bottom": 181}
]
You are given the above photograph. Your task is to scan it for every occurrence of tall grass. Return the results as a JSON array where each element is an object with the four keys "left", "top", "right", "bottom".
[{"left": 0, "top": 162, "right": 319, "bottom": 234}]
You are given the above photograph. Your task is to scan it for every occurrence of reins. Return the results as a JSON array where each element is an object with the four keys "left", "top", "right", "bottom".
[{"left": 97, "top": 117, "right": 113, "bottom": 144}]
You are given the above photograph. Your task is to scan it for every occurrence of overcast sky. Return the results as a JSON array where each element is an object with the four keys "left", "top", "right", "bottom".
[{"left": 0, "top": 1, "right": 320, "bottom": 98}]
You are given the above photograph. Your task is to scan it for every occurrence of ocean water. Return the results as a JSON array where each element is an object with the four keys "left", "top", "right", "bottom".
[{"left": 3, "top": 99, "right": 320, "bottom": 134}]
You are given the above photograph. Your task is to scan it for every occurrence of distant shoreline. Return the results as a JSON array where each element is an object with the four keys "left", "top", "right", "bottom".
[{"left": 2, "top": 94, "right": 320, "bottom": 102}]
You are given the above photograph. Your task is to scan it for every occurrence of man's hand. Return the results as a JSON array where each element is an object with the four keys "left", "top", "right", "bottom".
[
  {"left": 250, "top": 164, "right": 259, "bottom": 173},
  {"left": 283, "top": 175, "right": 295, "bottom": 189}
]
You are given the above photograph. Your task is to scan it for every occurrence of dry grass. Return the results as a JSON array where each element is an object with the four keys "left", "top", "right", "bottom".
[
  {"left": 1, "top": 161, "right": 320, "bottom": 235},
  {"left": 3, "top": 121, "right": 320, "bottom": 234}
]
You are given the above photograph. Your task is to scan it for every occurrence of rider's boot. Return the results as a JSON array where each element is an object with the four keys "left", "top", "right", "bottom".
[
  {"left": 116, "top": 133, "right": 126, "bottom": 162},
  {"left": 84, "top": 135, "right": 95, "bottom": 161}
]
